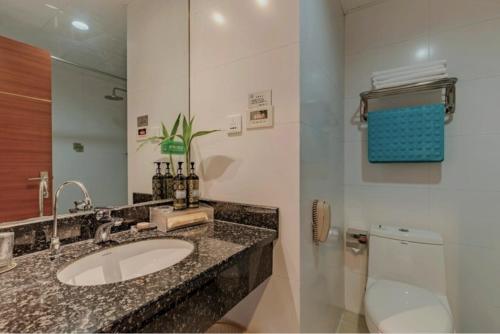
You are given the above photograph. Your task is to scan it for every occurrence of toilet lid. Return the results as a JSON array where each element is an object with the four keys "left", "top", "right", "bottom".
[{"left": 365, "top": 280, "right": 453, "bottom": 333}]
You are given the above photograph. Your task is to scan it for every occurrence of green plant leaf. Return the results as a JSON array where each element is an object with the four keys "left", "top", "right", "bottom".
[
  {"left": 175, "top": 134, "right": 185, "bottom": 144},
  {"left": 136, "top": 136, "right": 163, "bottom": 151},
  {"left": 137, "top": 140, "right": 149, "bottom": 151},
  {"left": 171, "top": 114, "right": 181, "bottom": 137},
  {"left": 161, "top": 122, "right": 169, "bottom": 138},
  {"left": 181, "top": 115, "right": 192, "bottom": 152},
  {"left": 191, "top": 130, "right": 219, "bottom": 139},
  {"left": 188, "top": 130, "right": 220, "bottom": 147},
  {"left": 188, "top": 116, "right": 193, "bottom": 139},
  {"left": 182, "top": 115, "right": 188, "bottom": 143},
  {"left": 139, "top": 113, "right": 218, "bottom": 161}
]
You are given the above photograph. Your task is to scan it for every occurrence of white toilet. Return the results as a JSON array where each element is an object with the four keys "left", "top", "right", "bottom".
[{"left": 364, "top": 225, "right": 454, "bottom": 333}]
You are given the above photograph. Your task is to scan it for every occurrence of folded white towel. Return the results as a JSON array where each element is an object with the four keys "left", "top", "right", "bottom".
[
  {"left": 373, "top": 66, "right": 447, "bottom": 86},
  {"left": 373, "top": 65, "right": 446, "bottom": 83},
  {"left": 374, "top": 73, "right": 449, "bottom": 89},
  {"left": 371, "top": 60, "right": 447, "bottom": 79}
]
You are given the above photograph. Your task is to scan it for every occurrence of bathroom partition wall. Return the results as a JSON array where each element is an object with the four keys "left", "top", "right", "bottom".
[{"left": 300, "top": 0, "right": 345, "bottom": 332}]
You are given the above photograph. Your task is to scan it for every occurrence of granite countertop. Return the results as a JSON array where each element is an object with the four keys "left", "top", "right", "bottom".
[{"left": 0, "top": 220, "right": 277, "bottom": 333}]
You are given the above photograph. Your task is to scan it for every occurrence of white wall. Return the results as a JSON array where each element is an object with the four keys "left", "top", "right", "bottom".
[
  {"left": 127, "top": 0, "right": 189, "bottom": 202},
  {"left": 300, "top": 0, "right": 345, "bottom": 332},
  {"left": 189, "top": 0, "right": 300, "bottom": 332},
  {"left": 343, "top": 0, "right": 500, "bottom": 331},
  {"left": 52, "top": 61, "right": 127, "bottom": 211}
]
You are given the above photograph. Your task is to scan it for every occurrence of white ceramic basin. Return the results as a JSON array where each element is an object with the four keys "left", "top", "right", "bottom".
[{"left": 57, "top": 239, "right": 194, "bottom": 286}]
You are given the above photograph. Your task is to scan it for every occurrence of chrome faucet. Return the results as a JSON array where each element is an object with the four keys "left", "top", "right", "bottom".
[
  {"left": 94, "top": 207, "right": 123, "bottom": 244},
  {"left": 50, "top": 181, "right": 93, "bottom": 258}
]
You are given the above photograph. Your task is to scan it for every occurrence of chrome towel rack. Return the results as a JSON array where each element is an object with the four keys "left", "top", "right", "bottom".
[{"left": 359, "top": 77, "right": 458, "bottom": 122}]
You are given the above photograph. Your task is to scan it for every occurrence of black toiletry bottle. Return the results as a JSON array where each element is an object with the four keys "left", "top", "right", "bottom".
[
  {"left": 159, "top": 163, "right": 167, "bottom": 199},
  {"left": 187, "top": 162, "right": 200, "bottom": 208},
  {"left": 173, "top": 162, "right": 187, "bottom": 210},
  {"left": 152, "top": 162, "right": 163, "bottom": 201},
  {"left": 162, "top": 162, "right": 174, "bottom": 201}
]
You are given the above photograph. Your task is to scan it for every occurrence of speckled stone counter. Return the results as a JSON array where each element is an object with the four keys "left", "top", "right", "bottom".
[
  {"left": 203, "top": 199, "right": 279, "bottom": 232},
  {"left": 0, "top": 221, "right": 276, "bottom": 333},
  {"left": 132, "top": 193, "right": 154, "bottom": 204}
]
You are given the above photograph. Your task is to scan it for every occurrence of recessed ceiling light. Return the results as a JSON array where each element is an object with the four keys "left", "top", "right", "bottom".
[
  {"left": 212, "top": 12, "right": 226, "bottom": 25},
  {"left": 415, "top": 47, "right": 428, "bottom": 60},
  {"left": 72, "top": 20, "right": 89, "bottom": 31},
  {"left": 45, "top": 4, "right": 59, "bottom": 10},
  {"left": 256, "top": 0, "right": 269, "bottom": 8}
]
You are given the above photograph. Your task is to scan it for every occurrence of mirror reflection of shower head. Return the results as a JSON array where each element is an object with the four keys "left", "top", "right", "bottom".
[
  {"left": 105, "top": 94, "right": 123, "bottom": 101},
  {"left": 105, "top": 87, "right": 127, "bottom": 101}
]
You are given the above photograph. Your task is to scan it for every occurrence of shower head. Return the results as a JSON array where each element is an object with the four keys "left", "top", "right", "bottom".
[
  {"left": 105, "top": 87, "right": 127, "bottom": 101},
  {"left": 105, "top": 94, "right": 124, "bottom": 101}
]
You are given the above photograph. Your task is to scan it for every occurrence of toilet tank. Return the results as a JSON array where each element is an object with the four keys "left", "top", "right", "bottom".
[{"left": 367, "top": 225, "right": 447, "bottom": 296}]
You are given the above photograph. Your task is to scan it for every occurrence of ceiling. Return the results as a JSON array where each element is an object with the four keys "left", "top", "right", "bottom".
[
  {"left": 340, "top": 0, "right": 384, "bottom": 14},
  {"left": 0, "top": 0, "right": 129, "bottom": 78},
  {"left": 0, "top": 0, "right": 386, "bottom": 77}
]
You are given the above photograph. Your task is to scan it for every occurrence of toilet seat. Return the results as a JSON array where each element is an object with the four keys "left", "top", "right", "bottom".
[{"left": 364, "top": 279, "right": 453, "bottom": 333}]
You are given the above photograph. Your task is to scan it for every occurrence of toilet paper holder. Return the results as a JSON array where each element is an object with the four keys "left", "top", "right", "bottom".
[{"left": 346, "top": 228, "right": 368, "bottom": 254}]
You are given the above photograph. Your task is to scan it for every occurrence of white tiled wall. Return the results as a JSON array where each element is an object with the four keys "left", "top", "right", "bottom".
[
  {"left": 126, "top": 0, "right": 189, "bottom": 202},
  {"left": 343, "top": 0, "right": 500, "bottom": 331},
  {"left": 300, "top": 0, "right": 345, "bottom": 332},
  {"left": 190, "top": 0, "right": 301, "bottom": 332}
]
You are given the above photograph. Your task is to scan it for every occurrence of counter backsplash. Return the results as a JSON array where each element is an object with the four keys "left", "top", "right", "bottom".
[
  {"left": 133, "top": 193, "right": 280, "bottom": 232},
  {"left": 0, "top": 198, "right": 279, "bottom": 257}
]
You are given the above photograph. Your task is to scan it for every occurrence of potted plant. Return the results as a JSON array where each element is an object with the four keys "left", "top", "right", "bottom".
[
  {"left": 176, "top": 115, "right": 219, "bottom": 166},
  {"left": 139, "top": 113, "right": 218, "bottom": 167}
]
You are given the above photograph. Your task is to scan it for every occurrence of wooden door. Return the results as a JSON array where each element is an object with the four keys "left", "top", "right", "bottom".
[{"left": 0, "top": 35, "right": 52, "bottom": 223}]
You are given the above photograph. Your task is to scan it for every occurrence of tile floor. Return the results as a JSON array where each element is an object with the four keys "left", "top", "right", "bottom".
[
  {"left": 336, "top": 310, "right": 369, "bottom": 333},
  {"left": 207, "top": 310, "right": 369, "bottom": 333}
]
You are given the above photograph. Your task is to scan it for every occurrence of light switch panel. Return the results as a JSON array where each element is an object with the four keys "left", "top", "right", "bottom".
[
  {"left": 247, "top": 105, "right": 274, "bottom": 129},
  {"left": 136, "top": 115, "right": 150, "bottom": 141},
  {"left": 248, "top": 90, "right": 272, "bottom": 108},
  {"left": 227, "top": 114, "right": 242, "bottom": 135}
]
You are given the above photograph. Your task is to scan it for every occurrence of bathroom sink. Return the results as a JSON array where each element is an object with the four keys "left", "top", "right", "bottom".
[{"left": 57, "top": 239, "right": 194, "bottom": 286}]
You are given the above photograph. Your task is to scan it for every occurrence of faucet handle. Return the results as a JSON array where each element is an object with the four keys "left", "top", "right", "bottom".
[
  {"left": 94, "top": 207, "right": 117, "bottom": 221},
  {"left": 70, "top": 200, "right": 93, "bottom": 213},
  {"left": 94, "top": 217, "right": 123, "bottom": 244},
  {"left": 83, "top": 200, "right": 93, "bottom": 211},
  {"left": 112, "top": 218, "right": 123, "bottom": 227}
]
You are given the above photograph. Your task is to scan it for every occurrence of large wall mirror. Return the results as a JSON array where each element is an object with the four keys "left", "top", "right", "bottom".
[{"left": 0, "top": 0, "right": 190, "bottom": 223}]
